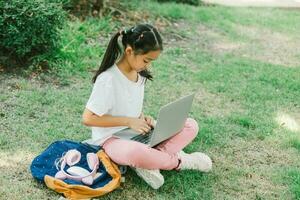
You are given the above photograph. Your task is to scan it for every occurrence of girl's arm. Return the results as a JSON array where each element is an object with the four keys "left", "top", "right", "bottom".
[
  {"left": 82, "top": 108, "right": 130, "bottom": 127},
  {"left": 82, "top": 108, "right": 152, "bottom": 134}
]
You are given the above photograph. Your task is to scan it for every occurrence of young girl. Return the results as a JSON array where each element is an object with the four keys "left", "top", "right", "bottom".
[{"left": 82, "top": 24, "right": 212, "bottom": 189}]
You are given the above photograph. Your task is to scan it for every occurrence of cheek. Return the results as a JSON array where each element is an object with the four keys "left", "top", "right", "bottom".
[
  {"left": 133, "top": 58, "right": 144, "bottom": 68},
  {"left": 127, "top": 56, "right": 137, "bottom": 67},
  {"left": 128, "top": 54, "right": 145, "bottom": 69},
  {"left": 138, "top": 60, "right": 145, "bottom": 67}
]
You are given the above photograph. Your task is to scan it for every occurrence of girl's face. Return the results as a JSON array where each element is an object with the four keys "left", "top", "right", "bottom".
[{"left": 125, "top": 47, "right": 161, "bottom": 72}]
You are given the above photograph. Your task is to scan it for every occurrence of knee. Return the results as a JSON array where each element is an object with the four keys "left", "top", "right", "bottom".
[
  {"left": 124, "top": 144, "right": 149, "bottom": 161},
  {"left": 185, "top": 118, "right": 200, "bottom": 138}
]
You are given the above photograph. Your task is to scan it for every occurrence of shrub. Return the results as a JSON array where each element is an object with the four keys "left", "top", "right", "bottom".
[
  {"left": 156, "top": 0, "right": 200, "bottom": 6},
  {"left": 0, "top": 0, "right": 67, "bottom": 67},
  {"left": 61, "top": 0, "right": 123, "bottom": 19}
]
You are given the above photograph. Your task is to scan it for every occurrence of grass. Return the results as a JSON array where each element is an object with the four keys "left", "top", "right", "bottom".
[
  {"left": 1, "top": 0, "right": 300, "bottom": 199},
  {"left": 286, "top": 169, "right": 300, "bottom": 199}
]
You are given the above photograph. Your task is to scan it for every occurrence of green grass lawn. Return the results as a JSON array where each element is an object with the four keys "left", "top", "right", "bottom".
[{"left": 1, "top": 1, "right": 300, "bottom": 199}]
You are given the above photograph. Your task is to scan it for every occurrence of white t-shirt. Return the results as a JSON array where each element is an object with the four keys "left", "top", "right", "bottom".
[{"left": 85, "top": 63, "right": 145, "bottom": 146}]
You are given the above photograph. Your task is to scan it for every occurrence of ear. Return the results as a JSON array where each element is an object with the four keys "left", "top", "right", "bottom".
[{"left": 125, "top": 46, "right": 133, "bottom": 56}]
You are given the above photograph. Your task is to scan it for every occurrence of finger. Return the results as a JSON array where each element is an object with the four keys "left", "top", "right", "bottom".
[
  {"left": 150, "top": 118, "right": 155, "bottom": 127},
  {"left": 144, "top": 119, "right": 152, "bottom": 127},
  {"left": 145, "top": 118, "right": 153, "bottom": 128},
  {"left": 139, "top": 129, "right": 145, "bottom": 134},
  {"left": 145, "top": 117, "right": 149, "bottom": 124},
  {"left": 148, "top": 120, "right": 154, "bottom": 127},
  {"left": 141, "top": 119, "right": 150, "bottom": 127},
  {"left": 146, "top": 116, "right": 151, "bottom": 121},
  {"left": 141, "top": 126, "right": 150, "bottom": 134},
  {"left": 149, "top": 118, "right": 154, "bottom": 126},
  {"left": 143, "top": 124, "right": 151, "bottom": 131},
  {"left": 144, "top": 117, "right": 150, "bottom": 125},
  {"left": 143, "top": 127, "right": 149, "bottom": 133}
]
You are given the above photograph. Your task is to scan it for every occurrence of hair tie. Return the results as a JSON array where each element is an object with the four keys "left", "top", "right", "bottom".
[{"left": 119, "top": 29, "right": 127, "bottom": 36}]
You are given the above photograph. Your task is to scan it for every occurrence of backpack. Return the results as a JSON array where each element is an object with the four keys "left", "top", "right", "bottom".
[{"left": 30, "top": 140, "right": 121, "bottom": 199}]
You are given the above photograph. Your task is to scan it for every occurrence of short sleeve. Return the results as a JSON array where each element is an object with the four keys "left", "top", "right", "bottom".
[{"left": 85, "top": 73, "right": 114, "bottom": 116}]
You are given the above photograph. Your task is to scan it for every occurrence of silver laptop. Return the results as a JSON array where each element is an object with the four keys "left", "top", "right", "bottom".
[{"left": 113, "top": 93, "right": 195, "bottom": 147}]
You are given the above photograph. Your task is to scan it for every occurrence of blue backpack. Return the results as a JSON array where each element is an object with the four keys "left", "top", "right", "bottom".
[{"left": 30, "top": 140, "right": 121, "bottom": 199}]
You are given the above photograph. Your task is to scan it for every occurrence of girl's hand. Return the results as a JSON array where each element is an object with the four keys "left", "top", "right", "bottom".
[
  {"left": 139, "top": 113, "right": 155, "bottom": 128},
  {"left": 128, "top": 118, "right": 152, "bottom": 135},
  {"left": 144, "top": 115, "right": 155, "bottom": 128}
]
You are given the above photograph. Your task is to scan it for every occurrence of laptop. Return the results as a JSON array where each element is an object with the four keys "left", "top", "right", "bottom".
[{"left": 113, "top": 93, "right": 195, "bottom": 147}]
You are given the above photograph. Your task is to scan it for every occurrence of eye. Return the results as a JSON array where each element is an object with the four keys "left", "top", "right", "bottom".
[{"left": 143, "top": 60, "right": 149, "bottom": 63}]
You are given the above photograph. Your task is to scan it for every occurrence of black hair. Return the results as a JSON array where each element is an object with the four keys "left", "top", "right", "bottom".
[{"left": 92, "top": 23, "right": 163, "bottom": 83}]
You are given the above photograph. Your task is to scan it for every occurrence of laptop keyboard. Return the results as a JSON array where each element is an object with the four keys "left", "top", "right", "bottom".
[{"left": 131, "top": 131, "right": 153, "bottom": 144}]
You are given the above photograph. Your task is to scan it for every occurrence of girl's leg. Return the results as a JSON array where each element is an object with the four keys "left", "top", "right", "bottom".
[
  {"left": 154, "top": 118, "right": 199, "bottom": 155},
  {"left": 154, "top": 118, "right": 212, "bottom": 172},
  {"left": 102, "top": 137, "right": 179, "bottom": 170}
]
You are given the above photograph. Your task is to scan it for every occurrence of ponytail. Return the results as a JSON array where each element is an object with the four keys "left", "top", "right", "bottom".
[{"left": 92, "top": 31, "right": 122, "bottom": 83}]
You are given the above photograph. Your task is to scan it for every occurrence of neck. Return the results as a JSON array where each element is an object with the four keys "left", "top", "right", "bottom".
[
  {"left": 116, "top": 56, "right": 134, "bottom": 74},
  {"left": 116, "top": 55, "right": 138, "bottom": 82}
]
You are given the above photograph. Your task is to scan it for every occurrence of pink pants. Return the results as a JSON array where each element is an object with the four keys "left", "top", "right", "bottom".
[{"left": 102, "top": 118, "right": 199, "bottom": 170}]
